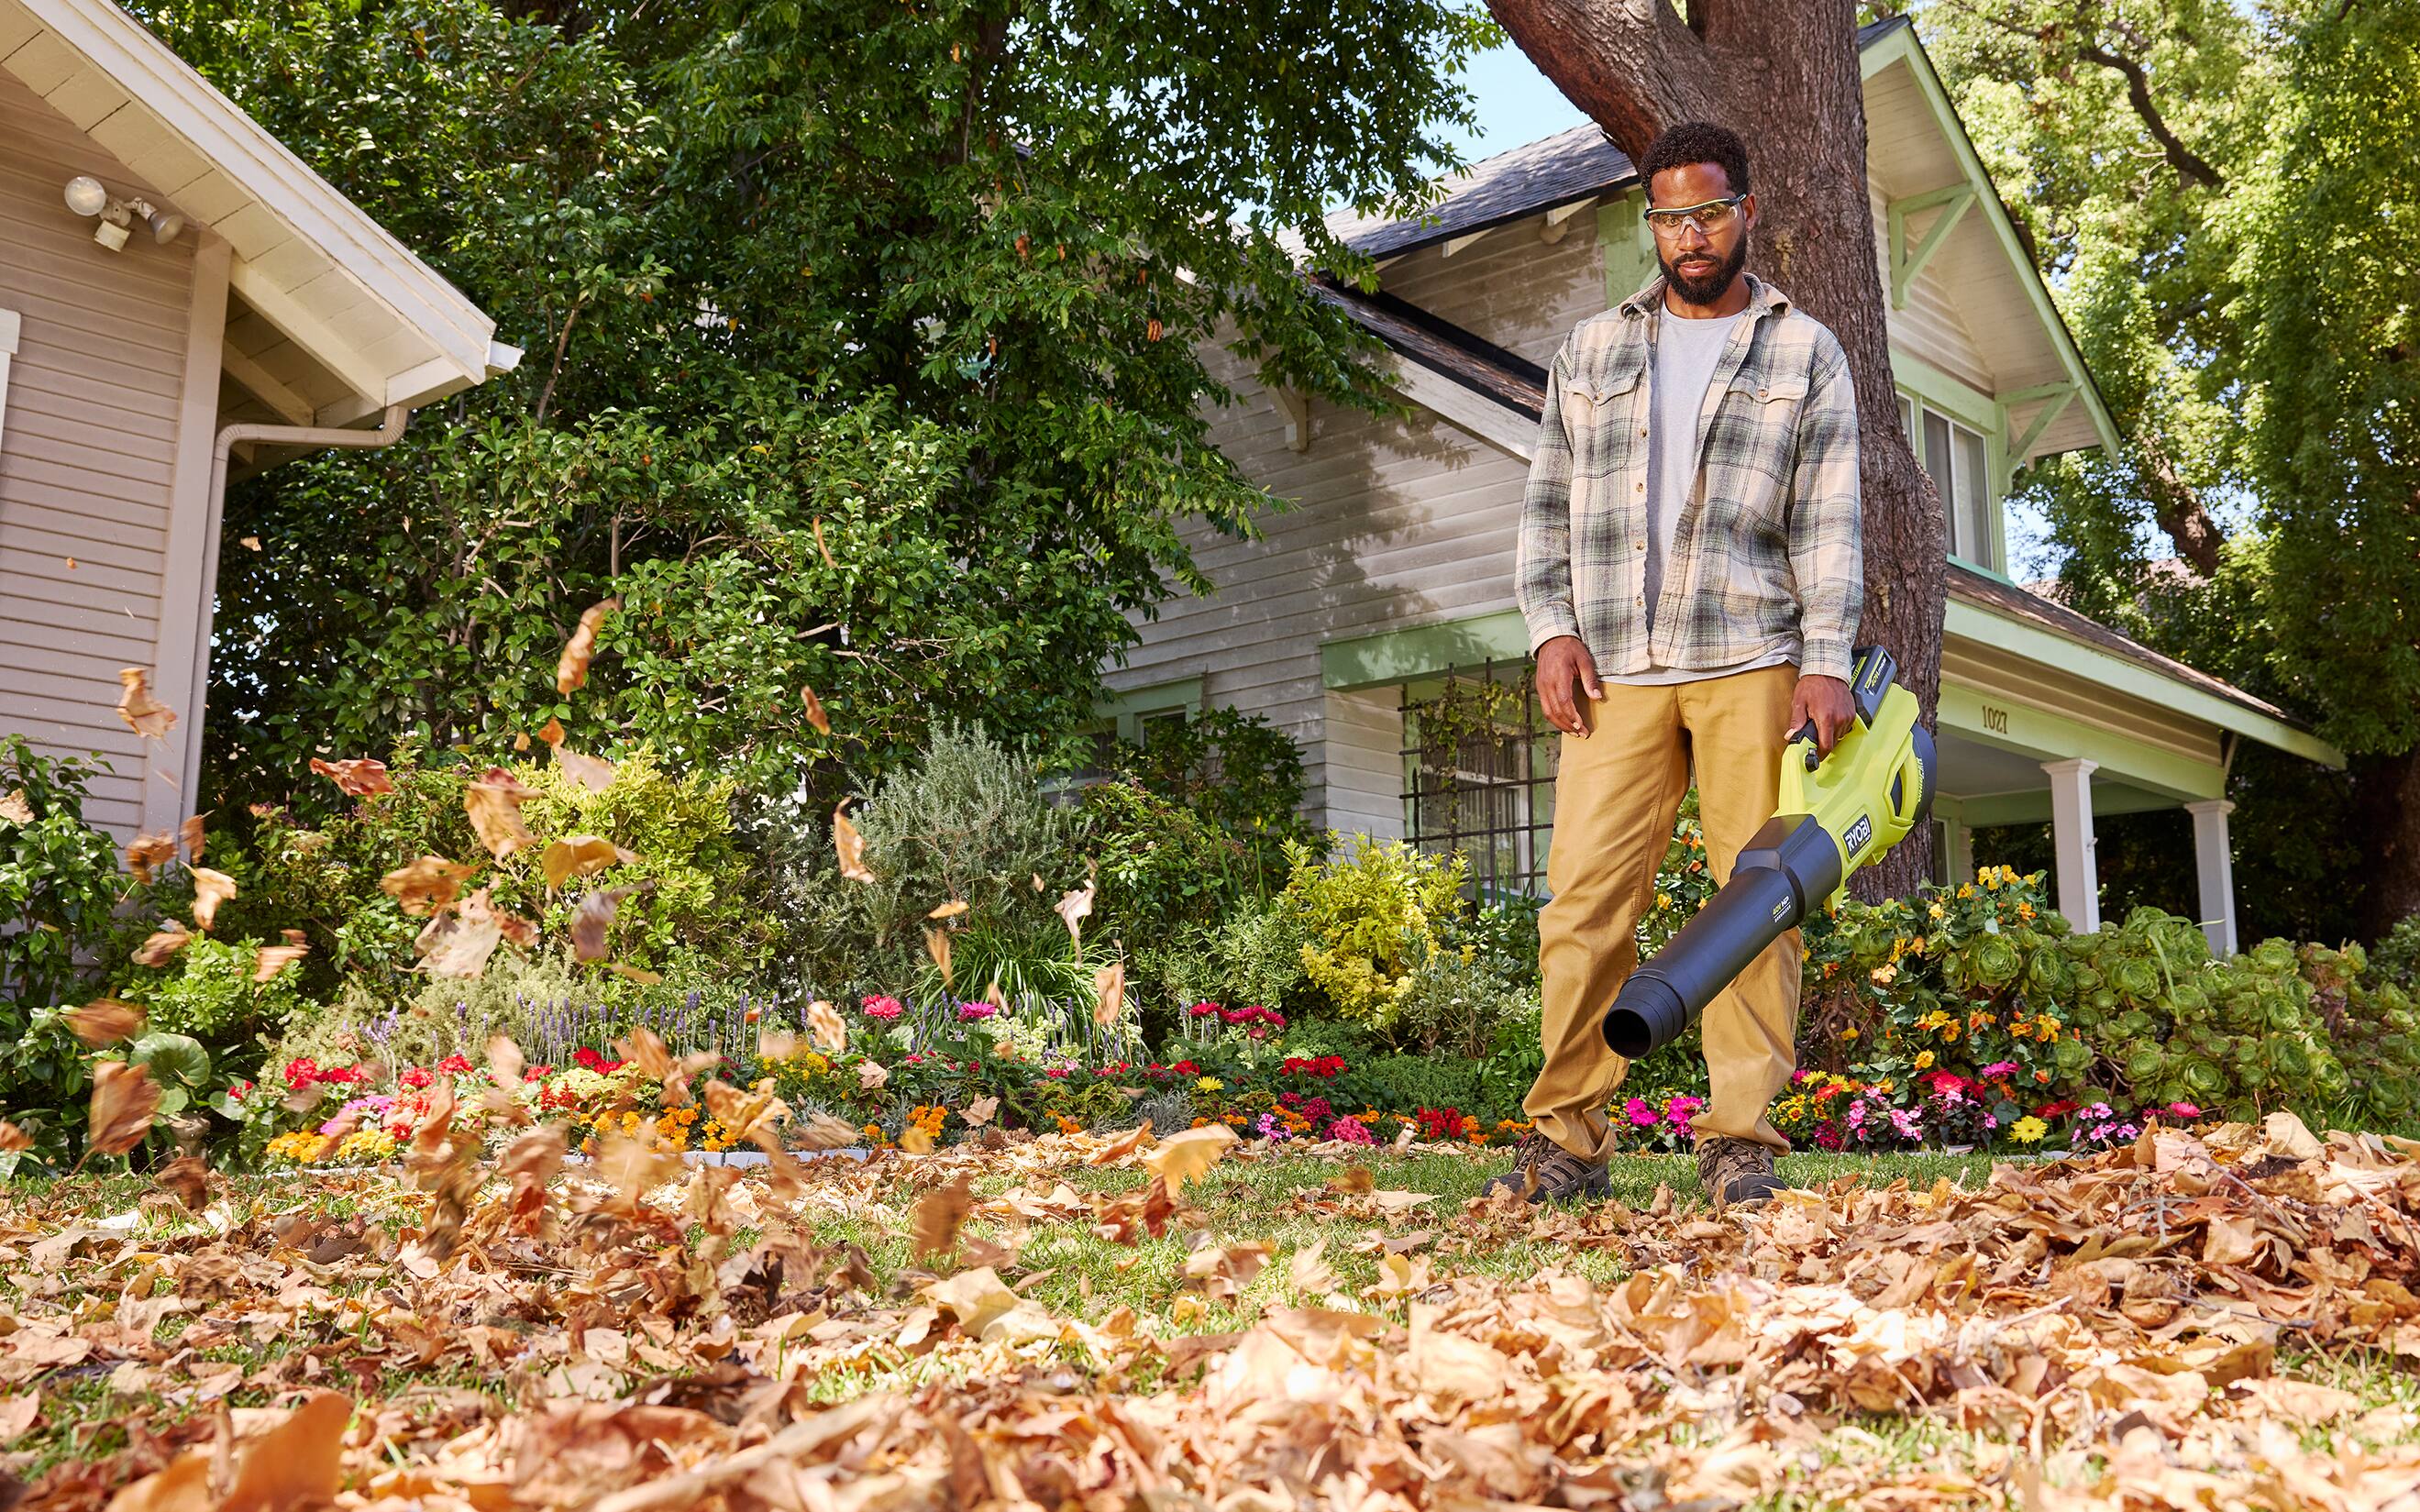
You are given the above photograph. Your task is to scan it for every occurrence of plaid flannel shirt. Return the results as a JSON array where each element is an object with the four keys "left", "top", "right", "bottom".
[{"left": 1515, "top": 273, "right": 1863, "bottom": 685}]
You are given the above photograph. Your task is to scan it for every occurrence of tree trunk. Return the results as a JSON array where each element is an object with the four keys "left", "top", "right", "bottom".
[
  {"left": 1489, "top": 0, "right": 1946, "bottom": 896},
  {"left": 2352, "top": 746, "right": 2420, "bottom": 940}
]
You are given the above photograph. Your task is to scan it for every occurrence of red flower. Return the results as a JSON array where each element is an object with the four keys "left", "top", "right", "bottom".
[
  {"left": 572, "top": 1047, "right": 606, "bottom": 1070},
  {"left": 2033, "top": 1098, "right": 2079, "bottom": 1120},
  {"left": 1169, "top": 1060, "right": 1201, "bottom": 1076},
  {"left": 401, "top": 1066, "right": 433, "bottom": 1090},
  {"left": 435, "top": 1054, "right": 474, "bottom": 1076},
  {"left": 282, "top": 1056, "right": 319, "bottom": 1090}
]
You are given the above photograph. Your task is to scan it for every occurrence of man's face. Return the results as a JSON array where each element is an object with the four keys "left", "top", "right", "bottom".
[{"left": 1648, "top": 161, "right": 1754, "bottom": 305}]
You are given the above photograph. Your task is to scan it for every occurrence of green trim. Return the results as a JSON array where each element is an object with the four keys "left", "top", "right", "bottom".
[
  {"left": 2001, "top": 382, "right": 2078, "bottom": 474},
  {"left": 1892, "top": 351, "right": 2007, "bottom": 573},
  {"left": 1321, "top": 611, "right": 1530, "bottom": 691},
  {"left": 1094, "top": 676, "right": 1202, "bottom": 742},
  {"left": 1888, "top": 184, "right": 1976, "bottom": 309},
  {"left": 1596, "top": 191, "right": 1655, "bottom": 311},
  {"left": 1958, "top": 783, "right": 2180, "bottom": 830},
  {"left": 1942, "top": 599, "right": 2342, "bottom": 767},
  {"left": 1858, "top": 28, "right": 2124, "bottom": 460},
  {"left": 1891, "top": 350, "right": 2000, "bottom": 436},
  {"left": 1948, "top": 553, "right": 2014, "bottom": 586},
  {"left": 1938, "top": 674, "right": 2225, "bottom": 800}
]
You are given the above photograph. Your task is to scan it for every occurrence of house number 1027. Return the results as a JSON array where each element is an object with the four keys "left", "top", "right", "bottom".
[{"left": 1981, "top": 704, "right": 2009, "bottom": 734}]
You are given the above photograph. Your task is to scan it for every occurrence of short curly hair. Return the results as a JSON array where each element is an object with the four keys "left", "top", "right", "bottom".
[{"left": 1638, "top": 121, "right": 1751, "bottom": 198}]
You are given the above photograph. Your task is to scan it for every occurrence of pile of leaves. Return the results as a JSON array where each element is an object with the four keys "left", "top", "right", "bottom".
[{"left": 5, "top": 1076, "right": 2418, "bottom": 1509}]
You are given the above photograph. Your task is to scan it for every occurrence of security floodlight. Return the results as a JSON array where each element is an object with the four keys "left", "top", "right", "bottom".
[
  {"left": 131, "top": 199, "right": 183, "bottom": 244},
  {"left": 63, "top": 175, "right": 108, "bottom": 216}
]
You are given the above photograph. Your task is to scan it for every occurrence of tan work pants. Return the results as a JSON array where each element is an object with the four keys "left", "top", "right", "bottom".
[{"left": 1525, "top": 663, "right": 1802, "bottom": 1161}]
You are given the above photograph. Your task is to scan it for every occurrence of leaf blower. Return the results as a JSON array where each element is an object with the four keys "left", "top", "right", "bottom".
[{"left": 1600, "top": 645, "right": 1938, "bottom": 1060}]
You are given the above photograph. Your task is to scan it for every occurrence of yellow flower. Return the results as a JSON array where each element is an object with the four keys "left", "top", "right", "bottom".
[
  {"left": 1197, "top": 1076, "right": 1224, "bottom": 1092},
  {"left": 1914, "top": 1051, "right": 1935, "bottom": 1070},
  {"left": 1928, "top": 903, "right": 1945, "bottom": 920},
  {"left": 1841, "top": 1028, "right": 1859, "bottom": 1041},
  {"left": 2017, "top": 902, "right": 2036, "bottom": 920},
  {"left": 1870, "top": 965, "right": 1897, "bottom": 985},
  {"left": 2010, "top": 1116, "right": 2048, "bottom": 1143},
  {"left": 1958, "top": 884, "right": 1975, "bottom": 899}
]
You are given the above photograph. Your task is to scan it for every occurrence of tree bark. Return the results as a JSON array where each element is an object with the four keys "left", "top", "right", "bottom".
[
  {"left": 1488, "top": 0, "right": 1947, "bottom": 895},
  {"left": 2352, "top": 747, "right": 2420, "bottom": 940}
]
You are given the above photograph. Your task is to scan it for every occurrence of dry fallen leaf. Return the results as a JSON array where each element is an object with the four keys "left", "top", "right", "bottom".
[
  {"left": 961, "top": 1095, "right": 1000, "bottom": 1129},
  {"left": 1289, "top": 1237, "right": 1337, "bottom": 1295},
  {"left": 1092, "top": 959, "right": 1125, "bottom": 1028},
  {"left": 536, "top": 716, "right": 566, "bottom": 746},
  {"left": 116, "top": 668, "right": 176, "bottom": 740},
  {"left": 925, "top": 926, "right": 953, "bottom": 988},
  {"left": 0, "top": 788, "right": 30, "bottom": 825},
  {"left": 177, "top": 810, "right": 208, "bottom": 864},
  {"left": 552, "top": 745, "right": 617, "bottom": 793},
  {"left": 834, "top": 800, "right": 874, "bottom": 882},
  {"left": 801, "top": 684, "right": 831, "bottom": 735},
  {"left": 0, "top": 1120, "right": 30, "bottom": 1153},
  {"left": 254, "top": 929, "right": 310, "bottom": 983},
  {"left": 219, "top": 1390, "right": 353, "bottom": 1512},
  {"left": 307, "top": 756, "right": 392, "bottom": 796},
  {"left": 64, "top": 999, "right": 144, "bottom": 1048},
  {"left": 416, "top": 888, "right": 505, "bottom": 978},
  {"left": 86, "top": 1060, "right": 160, "bottom": 1157},
  {"left": 812, "top": 515, "right": 836, "bottom": 568},
  {"left": 1143, "top": 1124, "right": 1237, "bottom": 1196},
  {"left": 556, "top": 597, "right": 620, "bottom": 694},
  {"left": 602, "top": 962, "right": 661, "bottom": 985},
  {"left": 808, "top": 999, "right": 848, "bottom": 1054},
  {"left": 856, "top": 1060, "right": 890, "bottom": 1092},
  {"left": 381, "top": 855, "right": 476, "bottom": 917},
  {"left": 131, "top": 919, "right": 190, "bottom": 968},
  {"left": 464, "top": 767, "right": 541, "bottom": 860},
  {"left": 155, "top": 1153, "right": 209, "bottom": 1212},
  {"left": 541, "top": 834, "right": 624, "bottom": 890},
  {"left": 913, "top": 1176, "right": 977, "bottom": 1261},
  {"left": 125, "top": 832, "right": 177, "bottom": 884},
  {"left": 1056, "top": 882, "right": 1095, "bottom": 945},
  {"left": 927, "top": 898, "right": 970, "bottom": 921},
  {"left": 569, "top": 887, "right": 635, "bottom": 963},
  {"left": 189, "top": 866, "right": 237, "bottom": 933},
  {"left": 239, "top": 535, "right": 261, "bottom": 551}
]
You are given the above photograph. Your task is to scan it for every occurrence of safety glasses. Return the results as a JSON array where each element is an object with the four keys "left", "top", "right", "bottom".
[{"left": 1644, "top": 194, "right": 1747, "bottom": 237}]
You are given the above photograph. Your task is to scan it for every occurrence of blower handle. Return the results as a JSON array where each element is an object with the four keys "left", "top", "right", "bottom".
[{"left": 1788, "top": 646, "right": 1899, "bottom": 770}]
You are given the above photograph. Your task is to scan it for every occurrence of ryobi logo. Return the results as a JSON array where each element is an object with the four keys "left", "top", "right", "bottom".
[
  {"left": 1771, "top": 899, "right": 1792, "bottom": 924},
  {"left": 1842, "top": 814, "right": 1874, "bottom": 855}
]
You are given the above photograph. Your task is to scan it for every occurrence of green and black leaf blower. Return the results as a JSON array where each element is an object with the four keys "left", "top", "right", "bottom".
[{"left": 1600, "top": 645, "right": 1938, "bottom": 1060}]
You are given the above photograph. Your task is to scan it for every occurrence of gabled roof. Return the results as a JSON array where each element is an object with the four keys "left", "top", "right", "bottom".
[
  {"left": 1311, "top": 276, "right": 1546, "bottom": 416},
  {"left": 0, "top": 0, "right": 516, "bottom": 425},
  {"left": 1327, "top": 17, "right": 1908, "bottom": 263}
]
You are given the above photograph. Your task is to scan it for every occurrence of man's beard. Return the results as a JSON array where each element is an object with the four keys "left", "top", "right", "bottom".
[{"left": 1660, "top": 235, "right": 1750, "bottom": 304}]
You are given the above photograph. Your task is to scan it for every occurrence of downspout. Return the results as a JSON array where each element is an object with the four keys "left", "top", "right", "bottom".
[{"left": 178, "top": 404, "right": 413, "bottom": 804}]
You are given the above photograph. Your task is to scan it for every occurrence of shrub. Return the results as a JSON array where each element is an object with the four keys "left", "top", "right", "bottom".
[
  {"left": 119, "top": 935, "right": 312, "bottom": 1046},
  {"left": 1390, "top": 942, "right": 1532, "bottom": 1061},
  {"left": 767, "top": 723, "right": 1085, "bottom": 998},
  {"left": 0, "top": 735, "right": 132, "bottom": 1014},
  {"left": 211, "top": 742, "right": 771, "bottom": 1005},
  {"left": 1283, "top": 835, "right": 1468, "bottom": 1029},
  {"left": 1355, "top": 1054, "right": 1484, "bottom": 1119},
  {"left": 1134, "top": 899, "right": 1309, "bottom": 1027},
  {"left": 1080, "top": 778, "right": 1255, "bottom": 942},
  {"left": 1111, "top": 707, "right": 1310, "bottom": 889}
]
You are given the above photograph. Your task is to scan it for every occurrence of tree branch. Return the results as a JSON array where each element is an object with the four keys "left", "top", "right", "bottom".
[
  {"left": 1485, "top": 0, "right": 1715, "bottom": 159},
  {"left": 2077, "top": 43, "right": 2223, "bottom": 190}
]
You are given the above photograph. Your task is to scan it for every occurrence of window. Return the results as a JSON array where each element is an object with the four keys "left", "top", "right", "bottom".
[
  {"left": 1898, "top": 392, "right": 1995, "bottom": 569},
  {"left": 1403, "top": 666, "right": 1557, "bottom": 899}
]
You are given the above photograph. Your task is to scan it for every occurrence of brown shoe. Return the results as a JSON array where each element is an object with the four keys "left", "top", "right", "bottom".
[
  {"left": 1481, "top": 1131, "right": 1610, "bottom": 1204},
  {"left": 1696, "top": 1136, "right": 1786, "bottom": 1208}
]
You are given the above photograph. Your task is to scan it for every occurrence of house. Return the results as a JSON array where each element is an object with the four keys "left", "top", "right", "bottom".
[
  {"left": 1102, "top": 17, "right": 2339, "bottom": 954},
  {"left": 0, "top": 0, "right": 514, "bottom": 839}
]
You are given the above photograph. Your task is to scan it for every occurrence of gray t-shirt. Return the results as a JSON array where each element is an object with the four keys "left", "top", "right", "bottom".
[{"left": 1600, "top": 308, "right": 1799, "bottom": 688}]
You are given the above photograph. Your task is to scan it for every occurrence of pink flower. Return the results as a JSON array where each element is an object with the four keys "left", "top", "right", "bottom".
[
  {"left": 956, "top": 1001, "right": 997, "bottom": 1021},
  {"left": 1324, "top": 1116, "right": 1376, "bottom": 1145},
  {"left": 1889, "top": 1108, "right": 1923, "bottom": 1140},
  {"left": 1188, "top": 1002, "right": 1221, "bottom": 1018},
  {"left": 861, "top": 995, "right": 904, "bottom": 1021},
  {"left": 1623, "top": 1098, "right": 1658, "bottom": 1128},
  {"left": 1979, "top": 1061, "right": 2019, "bottom": 1079},
  {"left": 2166, "top": 1101, "right": 2202, "bottom": 1119}
]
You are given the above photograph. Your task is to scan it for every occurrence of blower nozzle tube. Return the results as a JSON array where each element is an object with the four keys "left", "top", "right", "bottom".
[{"left": 1601, "top": 815, "right": 1843, "bottom": 1061}]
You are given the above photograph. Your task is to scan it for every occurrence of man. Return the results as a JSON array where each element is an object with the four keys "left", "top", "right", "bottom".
[{"left": 1486, "top": 121, "right": 1862, "bottom": 1209}]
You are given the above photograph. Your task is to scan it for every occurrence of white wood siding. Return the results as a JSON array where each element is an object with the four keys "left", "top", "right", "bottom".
[
  {"left": 0, "top": 67, "right": 194, "bottom": 835},
  {"left": 1376, "top": 210, "right": 1611, "bottom": 368},
  {"left": 1322, "top": 688, "right": 1407, "bottom": 841}
]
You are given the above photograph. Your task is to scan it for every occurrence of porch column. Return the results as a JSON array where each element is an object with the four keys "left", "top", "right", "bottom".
[
  {"left": 2184, "top": 799, "right": 2238, "bottom": 956},
  {"left": 2041, "top": 758, "right": 2100, "bottom": 933},
  {"left": 1939, "top": 813, "right": 1975, "bottom": 886}
]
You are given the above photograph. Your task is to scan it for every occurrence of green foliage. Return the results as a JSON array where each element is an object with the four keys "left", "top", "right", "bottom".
[
  {"left": 770, "top": 724, "right": 1084, "bottom": 998},
  {"left": 210, "top": 744, "right": 768, "bottom": 1005},
  {"left": 118, "top": 936, "right": 311, "bottom": 1046},
  {"left": 1079, "top": 780, "right": 1257, "bottom": 944},
  {"left": 127, "top": 1032, "right": 214, "bottom": 1119},
  {"left": 1354, "top": 1054, "right": 1484, "bottom": 1120},
  {"left": 0, "top": 736, "right": 134, "bottom": 1015},
  {"left": 1111, "top": 709, "right": 1312, "bottom": 889},
  {"left": 1389, "top": 942, "right": 1533, "bottom": 1062},
  {"left": 138, "top": 0, "right": 1497, "bottom": 812},
  {"left": 1282, "top": 836, "right": 1470, "bottom": 1028}
]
